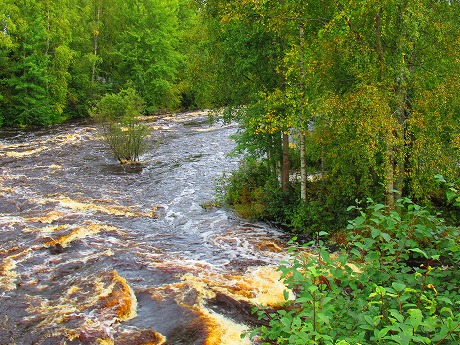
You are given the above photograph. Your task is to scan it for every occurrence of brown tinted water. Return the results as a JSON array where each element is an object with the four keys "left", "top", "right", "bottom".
[{"left": 0, "top": 111, "right": 291, "bottom": 345}]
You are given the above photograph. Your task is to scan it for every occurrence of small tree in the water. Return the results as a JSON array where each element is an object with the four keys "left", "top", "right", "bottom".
[{"left": 91, "top": 88, "right": 150, "bottom": 163}]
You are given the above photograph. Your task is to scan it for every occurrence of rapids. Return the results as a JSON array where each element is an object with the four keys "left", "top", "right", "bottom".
[{"left": 0, "top": 111, "right": 291, "bottom": 345}]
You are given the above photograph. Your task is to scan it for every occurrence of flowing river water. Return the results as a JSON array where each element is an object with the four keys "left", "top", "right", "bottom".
[{"left": 0, "top": 111, "right": 293, "bottom": 345}]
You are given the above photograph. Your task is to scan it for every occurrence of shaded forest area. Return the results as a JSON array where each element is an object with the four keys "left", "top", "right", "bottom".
[{"left": 1, "top": 0, "right": 459, "bottom": 233}]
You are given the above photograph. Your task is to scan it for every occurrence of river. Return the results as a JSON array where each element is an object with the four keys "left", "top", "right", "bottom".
[{"left": 0, "top": 111, "right": 291, "bottom": 345}]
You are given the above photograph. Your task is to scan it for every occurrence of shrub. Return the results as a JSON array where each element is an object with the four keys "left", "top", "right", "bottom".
[
  {"left": 218, "top": 156, "right": 352, "bottom": 234},
  {"left": 217, "top": 158, "right": 274, "bottom": 220},
  {"left": 248, "top": 188, "right": 460, "bottom": 344},
  {"left": 91, "top": 87, "right": 151, "bottom": 163}
]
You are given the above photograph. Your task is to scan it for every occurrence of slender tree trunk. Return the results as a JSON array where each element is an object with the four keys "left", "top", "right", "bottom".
[
  {"left": 386, "top": 147, "right": 396, "bottom": 207},
  {"left": 394, "top": 85, "right": 408, "bottom": 201},
  {"left": 391, "top": 2, "right": 411, "bottom": 204},
  {"left": 268, "top": 135, "right": 279, "bottom": 187},
  {"left": 92, "top": 6, "right": 100, "bottom": 83},
  {"left": 387, "top": 72, "right": 410, "bottom": 207},
  {"left": 300, "top": 131, "right": 307, "bottom": 199},
  {"left": 282, "top": 132, "right": 290, "bottom": 193},
  {"left": 321, "top": 143, "right": 325, "bottom": 188},
  {"left": 299, "top": 23, "right": 307, "bottom": 201}
]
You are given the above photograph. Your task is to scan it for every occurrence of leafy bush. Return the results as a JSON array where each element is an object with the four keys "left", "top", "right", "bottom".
[
  {"left": 100, "top": 120, "right": 150, "bottom": 163},
  {"left": 218, "top": 157, "right": 350, "bottom": 233},
  {"left": 217, "top": 158, "right": 274, "bottom": 219},
  {"left": 91, "top": 87, "right": 151, "bottom": 163},
  {"left": 248, "top": 189, "right": 460, "bottom": 344},
  {"left": 434, "top": 174, "right": 460, "bottom": 225}
]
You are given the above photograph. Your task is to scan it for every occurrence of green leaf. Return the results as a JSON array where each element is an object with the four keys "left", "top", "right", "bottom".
[
  {"left": 350, "top": 248, "right": 362, "bottom": 258},
  {"left": 308, "top": 285, "right": 318, "bottom": 293},
  {"left": 408, "top": 308, "right": 423, "bottom": 331},
  {"left": 363, "top": 314, "right": 374, "bottom": 326},
  {"left": 371, "top": 226, "right": 381, "bottom": 239},
  {"left": 280, "top": 315, "right": 291, "bottom": 328},
  {"left": 283, "top": 289, "right": 290, "bottom": 301},
  {"left": 378, "top": 327, "right": 391, "bottom": 339},
  {"left": 389, "top": 333, "right": 411, "bottom": 345},
  {"left": 392, "top": 282, "right": 406, "bottom": 292},
  {"left": 381, "top": 232, "right": 391, "bottom": 242},
  {"left": 440, "top": 307, "right": 453, "bottom": 316},
  {"left": 434, "top": 174, "right": 446, "bottom": 183},
  {"left": 408, "top": 248, "right": 428, "bottom": 258},
  {"left": 365, "top": 251, "right": 380, "bottom": 261},
  {"left": 373, "top": 203, "right": 386, "bottom": 211},
  {"left": 389, "top": 309, "right": 404, "bottom": 323},
  {"left": 446, "top": 190, "right": 457, "bottom": 202}
]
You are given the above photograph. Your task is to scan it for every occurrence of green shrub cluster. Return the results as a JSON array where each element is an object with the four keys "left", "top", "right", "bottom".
[
  {"left": 91, "top": 88, "right": 151, "bottom": 163},
  {"left": 248, "top": 191, "right": 460, "bottom": 344},
  {"left": 217, "top": 158, "right": 350, "bottom": 233},
  {"left": 217, "top": 159, "right": 275, "bottom": 220},
  {"left": 102, "top": 121, "right": 150, "bottom": 163}
]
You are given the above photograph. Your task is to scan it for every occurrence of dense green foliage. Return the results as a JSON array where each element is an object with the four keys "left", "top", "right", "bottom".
[
  {"left": 2, "top": 0, "right": 459, "bottom": 233},
  {"left": 248, "top": 184, "right": 460, "bottom": 344},
  {"left": 202, "top": 0, "right": 460, "bottom": 234},
  {"left": 0, "top": 0, "right": 198, "bottom": 127},
  {"left": 90, "top": 87, "right": 150, "bottom": 163}
]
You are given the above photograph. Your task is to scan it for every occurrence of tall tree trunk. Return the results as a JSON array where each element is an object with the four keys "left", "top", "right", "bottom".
[
  {"left": 299, "top": 23, "right": 307, "bottom": 201},
  {"left": 375, "top": 4, "right": 398, "bottom": 207},
  {"left": 391, "top": 2, "right": 411, "bottom": 204},
  {"left": 92, "top": 6, "right": 100, "bottom": 83},
  {"left": 385, "top": 78, "right": 408, "bottom": 207},
  {"left": 268, "top": 134, "right": 280, "bottom": 187},
  {"left": 300, "top": 130, "right": 307, "bottom": 199},
  {"left": 386, "top": 147, "right": 396, "bottom": 208},
  {"left": 394, "top": 81, "right": 408, "bottom": 202},
  {"left": 282, "top": 132, "right": 290, "bottom": 193}
]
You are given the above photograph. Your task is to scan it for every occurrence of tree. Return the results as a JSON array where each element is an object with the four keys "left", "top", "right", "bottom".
[
  {"left": 0, "top": 0, "right": 77, "bottom": 126},
  {"left": 312, "top": 0, "right": 460, "bottom": 206},
  {"left": 0, "top": 0, "right": 55, "bottom": 126},
  {"left": 198, "top": 0, "right": 296, "bottom": 194},
  {"left": 113, "top": 0, "right": 182, "bottom": 110},
  {"left": 0, "top": 0, "right": 199, "bottom": 126}
]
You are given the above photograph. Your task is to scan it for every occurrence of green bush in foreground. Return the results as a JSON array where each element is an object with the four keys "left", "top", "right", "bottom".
[{"left": 248, "top": 190, "right": 460, "bottom": 344}]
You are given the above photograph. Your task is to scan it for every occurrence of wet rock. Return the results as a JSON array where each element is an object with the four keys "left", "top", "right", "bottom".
[
  {"left": 97, "top": 270, "right": 138, "bottom": 321},
  {"left": 165, "top": 318, "right": 208, "bottom": 345},
  {"left": 49, "top": 243, "right": 65, "bottom": 255},
  {"left": 207, "top": 292, "right": 264, "bottom": 326},
  {"left": 114, "top": 329, "right": 166, "bottom": 345}
]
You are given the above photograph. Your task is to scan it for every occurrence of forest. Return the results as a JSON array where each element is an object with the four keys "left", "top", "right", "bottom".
[
  {"left": 200, "top": 0, "right": 460, "bottom": 233},
  {"left": 1, "top": 0, "right": 460, "bottom": 231}
]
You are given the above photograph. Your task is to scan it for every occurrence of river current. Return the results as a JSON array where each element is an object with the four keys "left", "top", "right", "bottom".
[{"left": 0, "top": 111, "right": 291, "bottom": 345}]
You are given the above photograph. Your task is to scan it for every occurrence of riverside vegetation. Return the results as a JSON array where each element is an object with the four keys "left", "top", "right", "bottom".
[
  {"left": 201, "top": 0, "right": 459, "bottom": 235},
  {"left": 245, "top": 177, "right": 460, "bottom": 344}
]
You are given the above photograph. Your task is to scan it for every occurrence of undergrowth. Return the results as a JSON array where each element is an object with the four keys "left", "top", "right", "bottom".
[{"left": 247, "top": 181, "right": 460, "bottom": 344}]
